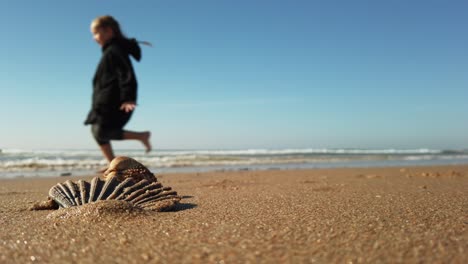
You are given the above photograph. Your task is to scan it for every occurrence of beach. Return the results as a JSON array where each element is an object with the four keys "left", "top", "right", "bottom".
[{"left": 0, "top": 165, "right": 467, "bottom": 263}]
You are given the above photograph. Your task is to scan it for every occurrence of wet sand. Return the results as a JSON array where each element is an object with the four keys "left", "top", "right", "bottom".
[{"left": 0, "top": 165, "right": 467, "bottom": 263}]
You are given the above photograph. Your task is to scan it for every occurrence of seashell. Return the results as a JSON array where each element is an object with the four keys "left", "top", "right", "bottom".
[
  {"left": 31, "top": 156, "right": 181, "bottom": 212},
  {"left": 47, "top": 176, "right": 180, "bottom": 211},
  {"left": 103, "top": 156, "right": 156, "bottom": 182}
]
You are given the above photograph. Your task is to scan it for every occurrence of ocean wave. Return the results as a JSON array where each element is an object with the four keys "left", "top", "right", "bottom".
[
  {"left": 1, "top": 148, "right": 467, "bottom": 174},
  {"left": 0, "top": 148, "right": 451, "bottom": 156},
  {"left": 1, "top": 154, "right": 468, "bottom": 172},
  {"left": 1, "top": 158, "right": 107, "bottom": 170}
]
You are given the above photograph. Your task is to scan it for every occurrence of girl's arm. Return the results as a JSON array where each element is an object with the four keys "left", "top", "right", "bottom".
[{"left": 111, "top": 49, "right": 138, "bottom": 112}]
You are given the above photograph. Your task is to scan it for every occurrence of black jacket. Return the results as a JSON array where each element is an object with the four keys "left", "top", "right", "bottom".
[{"left": 84, "top": 38, "right": 141, "bottom": 126}]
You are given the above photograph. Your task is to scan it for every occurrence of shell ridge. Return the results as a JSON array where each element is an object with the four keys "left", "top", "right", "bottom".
[
  {"left": 127, "top": 187, "right": 164, "bottom": 204},
  {"left": 66, "top": 180, "right": 81, "bottom": 205},
  {"left": 138, "top": 195, "right": 181, "bottom": 207},
  {"left": 116, "top": 179, "right": 149, "bottom": 200},
  {"left": 78, "top": 180, "right": 90, "bottom": 205},
  {"left": 96, "top": 176, "right": 119, "bottom": 201},
  {"left": 49, "top": 185, "right": 74, "bottom": 208},
  {"left": 88, "top": 177, "right": 104, "bottom": 203},
  {"left": 106, "top": 178, "right": 134, "bottom": 200},
  {"left": 134, "top": 190, "right": 178, "bottom": 205},
  {"left": 124, "top": 182, "right": 162, "bottom": 202},
  {"left": 57, "top": 183, "right": 76, "bottom": 206}
]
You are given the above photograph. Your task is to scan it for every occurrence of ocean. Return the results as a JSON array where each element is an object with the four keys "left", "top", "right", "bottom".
[{"left": 1, "top": 148, "right": 468, "bottom": 178}]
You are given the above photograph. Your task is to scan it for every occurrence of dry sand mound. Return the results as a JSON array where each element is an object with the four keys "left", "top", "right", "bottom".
[{"left": 46, "top": 200, "right": 148, "bottom": 220}]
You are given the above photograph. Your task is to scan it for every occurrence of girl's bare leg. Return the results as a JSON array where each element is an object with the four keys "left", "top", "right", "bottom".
[
  {"left": 123, "top": 131, "right": 152, "bottom": 153},
  {"left": 96, "top": 143, "right": 115, "bottom": 173},
  {"left": 99, "top": 143, "right": 115, "bottom": 162}
]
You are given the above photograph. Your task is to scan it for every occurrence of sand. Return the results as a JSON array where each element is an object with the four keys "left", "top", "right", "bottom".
[{"left": 0, "top": 165, "right": 467, "bottom": 263}]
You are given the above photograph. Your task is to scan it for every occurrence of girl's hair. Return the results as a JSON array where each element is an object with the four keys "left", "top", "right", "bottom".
[
  {"left": 91, "top": 15, "right": 126, "bottom": 39},
  {"left": 91, "top": 15, "right": 152, "bottom": 58}
]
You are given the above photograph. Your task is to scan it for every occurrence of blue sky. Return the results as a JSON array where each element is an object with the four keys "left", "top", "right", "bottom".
[{"left": 0, "top": 0, "right": 467, "bottom": 150}]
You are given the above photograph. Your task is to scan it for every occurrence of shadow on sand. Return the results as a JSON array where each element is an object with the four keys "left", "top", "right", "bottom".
[{"left": 173, "top": 202, "right": 197, "bottom": 212}]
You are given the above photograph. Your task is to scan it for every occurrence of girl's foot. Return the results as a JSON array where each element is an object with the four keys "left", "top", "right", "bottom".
[{"left": 142, "top": 131, "right": 152, "bottom": 153}]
